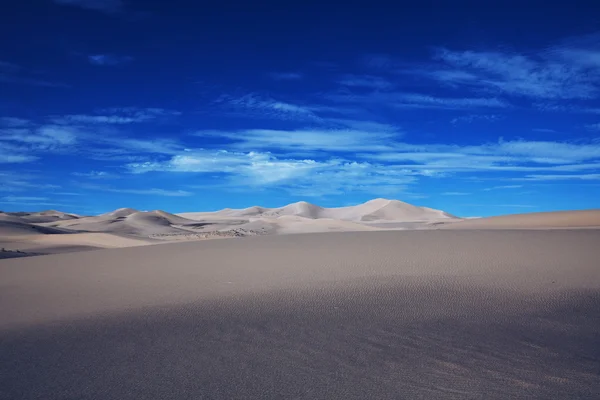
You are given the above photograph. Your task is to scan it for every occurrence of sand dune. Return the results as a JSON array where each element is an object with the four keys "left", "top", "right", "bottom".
[
  {"left": 3, "top": 202, "right": 598, "bottom": 260},
  {"left": 440, "top": 209, "right": 600, "bottom": 229},
  {"left": 43, "top": 210, "right": 199, "bottom": 236},
  {"left": 0, "top": 232, "right": 153, "bottom": 258},
  {"left": 4, "top": 210, "right": 82, "bottom": 224},
  {"left": 0, "top": 215, "right": 72, "bottom": 236},
  {"left": 1, "top": 230, "right": 598, "bottom": 399},
  {"left": 182, "top": 198, "right": 456, "bottom": 222}
]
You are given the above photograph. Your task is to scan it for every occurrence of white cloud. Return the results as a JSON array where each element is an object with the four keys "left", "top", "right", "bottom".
[
  {"left": 327, "top": 91, "right": 509, "bottom": 109},
  {"left": 519, "top": 174, "right": 600, "bottom": 181},
  {"left": 117, "top": 188, "right": 193, "bottom": 197},
  {"left": 72, "top": 171, "right": 110, "bottom": 178},
  {"left": 483, "top": 185, "right": 523, "bottom": 191},
  {"left": 127, "top": 150, "right": 416, "bottom": 196},
  {"left": 214, "top": 93, "right": 320, "bottom": 121},
  {"left": 424, "top": 42, "right": 600, "bottom": 99},
  {"left": 395, "top": 94, "right": 509, "bottom": 109},
  {"left": 363, "top": 139, "right": 600, "bottom": 172},
  {"left": 81, "top": 184, "right": 193, "bottom": 196},
  {"left": 0, "top": 125, "right": 77, "bottom": 151},
  {"left": 196, "top": 127, "right": 400, "bottom": 153},
  {"left": 51, "top": 108, "right": 180, "bottom": 125}
]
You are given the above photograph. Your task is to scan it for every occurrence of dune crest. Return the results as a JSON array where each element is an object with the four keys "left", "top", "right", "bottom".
[{"left": 3, "top": 201, "right": 599, "bottom": 258}]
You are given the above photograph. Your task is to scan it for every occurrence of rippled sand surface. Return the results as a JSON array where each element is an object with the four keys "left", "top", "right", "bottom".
[{"left": 1, "top": 230, "right": 599, "bottom": 399}]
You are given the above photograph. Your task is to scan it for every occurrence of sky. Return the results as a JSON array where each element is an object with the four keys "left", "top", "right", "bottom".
[{"left": 1, "top": 0, "right": 599, "bottom": 216}]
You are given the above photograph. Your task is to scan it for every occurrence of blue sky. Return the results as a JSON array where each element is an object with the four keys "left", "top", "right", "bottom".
[{"left": 1, "top": 0, "right": 599, "bottom": 216}]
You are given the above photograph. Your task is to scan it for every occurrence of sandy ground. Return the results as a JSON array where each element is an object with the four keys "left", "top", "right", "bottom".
[
  {"left": 1, "top": 230, "right": 599, "bottom": 399},
  {"left": 439, "top": 209, "right": 600, "bottom": 229},
  {"left": 1, "top": 207, "right": 599, "bottom": 259},
  {"left": 0, "top": 232, "right": 154, "bottom": 258}
]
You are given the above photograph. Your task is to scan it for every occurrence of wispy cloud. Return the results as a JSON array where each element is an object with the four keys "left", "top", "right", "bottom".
[
  {"left": 451, "top": 114, "right": 500, "bottom": 125},
  {"left": 586, "top": 123, "right": 600, "bottom": 131},
  {"left": 51, "top": 108, "right": 180, "bottom": 125},
  {"left": 464, "top": 204, "right": 536, "bottom": 208},
  {"left": 0, "top": 172, "right": 60, "bottom": 192},
  {"left": 0, "top": 144, "right": 39, "bottom": 163},
  {"left": 327, "top": 91, "right": 509, "bottom": 110},
  {"left": 0, "top": 117, "right": 30, "bottom": 127},
  {"left": 338, "top": 74, "right": 392, "bottom": 89},
  {"left": 0, "top": 196, "right": 49, "bottom": 202},
  {"left": 364, "top": 139, "right": 600, "bottom": 172},
  {"left": 88, "top": 54, "right": 133, "bottom": 66},
  {"left": 52, "top": 0, "right": 124, "bottom": 13},
  {"left": 419, "top": 40, "right": 600, "bottom": 99},
  {"left": 213, "top": 93, "right": 320, "bottom": 121},
  {"left": 519, "top": 173, "right": 600, "bottom": 181},
  {"left": 195, "top": 125, "right": 401, "bottom": 153},
  {"left": 483, "top": 185, "right": 523, "bottom": 191},
  {"left": 269, "top": 72, "right": 303, "bottom": 80},
  {"left": 0, "top": 111, "right": 184, "bottom": 164},
  {"left": 127, "top": 150, "right": 416, "bottom": 196},
  {"left": 0, "top": 125, "right": 78, "bottom": 151},
  {"left": 71, "top": 171, "right": 110, "bottom": 178},
  {"left": 82, "top": 184, "right": 193, "bottom": 196}
]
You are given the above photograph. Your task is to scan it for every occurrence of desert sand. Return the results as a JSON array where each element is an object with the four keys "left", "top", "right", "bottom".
[
  {"left": 1, "top": 199, "right": 461, "bottom": 257},
  {"left": 438, "top": 209, "right": 600, "bottom": 229},
  {"left": 1, "top": 229, "right": 599, "bottom": 399},
  {"left": 2, "top": 201, "right": 600, "bottom": 258}
]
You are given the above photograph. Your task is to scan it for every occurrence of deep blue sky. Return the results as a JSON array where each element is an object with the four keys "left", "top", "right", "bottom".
[{"left": 1, "top": 0, "right": 599, "bottom": 216}]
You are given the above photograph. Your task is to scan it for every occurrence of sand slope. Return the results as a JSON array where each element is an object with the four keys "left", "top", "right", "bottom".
[
  {"left": 1, "top": 230, "right": 598, "bottom": 399},
  {"left": 0, "top": 214, "right": 72, "bottom": 236},
  {"left": 440, "top": 209, "right": 600, "bottom": 229},
  {"left": 42, "top": 210, "right": 200, "bottom": 236}
]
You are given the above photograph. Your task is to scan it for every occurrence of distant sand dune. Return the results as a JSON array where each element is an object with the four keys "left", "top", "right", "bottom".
[
  {"left": 440, "top": 209, "right": 600, "bottom": 229},
  {"left": 2, "top": 203, "right": 599, "bottom": 259},
  {"left": 182, "top": 198, "right": 457, "bottom": 222},
  {"left": 0, "top": 218, "right": 72, "bottom": 236}
]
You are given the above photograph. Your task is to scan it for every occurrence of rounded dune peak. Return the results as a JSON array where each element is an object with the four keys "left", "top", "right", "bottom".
[
  {"left": 102, "top": 208, "right": 139, "bottom": 218},
  {"left": 225, "top": 206, "right": 270, "bottom": 217},
  {"left": 364, "top": 198, "right": 392, "bottom": 205},
  {"left": 268, "top": 201, "right": 325, "bottom": 219}
]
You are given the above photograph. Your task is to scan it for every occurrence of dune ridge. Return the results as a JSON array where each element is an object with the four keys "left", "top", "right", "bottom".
[{"left": 2, "top": 201, "right": 600, "bottom": 258}]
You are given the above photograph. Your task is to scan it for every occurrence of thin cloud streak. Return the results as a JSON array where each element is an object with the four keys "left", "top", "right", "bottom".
[{"left": 52, "top": 0, "right": 124, "bottom": 13}]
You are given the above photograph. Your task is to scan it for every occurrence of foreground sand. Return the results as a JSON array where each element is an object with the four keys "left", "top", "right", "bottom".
[{"left": 1, "top": 230, "right": 599, "bottom": 399}]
